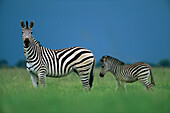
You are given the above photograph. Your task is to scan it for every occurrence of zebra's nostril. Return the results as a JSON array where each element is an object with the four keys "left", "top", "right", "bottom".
[
  {"left": 24, "top": 39, "right": 30, "bottom": 47},
  {"left": 24, "top": 39, "right": 30, "bottom": 44},
  {"left": 100, "top": 73, "right": 104, "bottom": 77}
]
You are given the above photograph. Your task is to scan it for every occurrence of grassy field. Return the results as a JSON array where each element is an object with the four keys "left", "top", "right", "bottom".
[{"left": 0, "top": 68, "right": 170, "bottom": 113}]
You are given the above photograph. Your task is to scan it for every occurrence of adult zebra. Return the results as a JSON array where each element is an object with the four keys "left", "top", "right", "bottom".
[
  {"left": 99, "top": 56, "right": 155, "bottom": 91},
  {"left": 21, "top": 21, "right": 95, "bottom": 90}
]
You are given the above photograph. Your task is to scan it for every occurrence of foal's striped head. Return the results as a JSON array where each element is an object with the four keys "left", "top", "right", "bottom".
[
  {"left": 21, "top": 20, "right": 34, "bottom": 48},
  {"left": 99, "top": 56, "right": 125, "bottom": 77}
]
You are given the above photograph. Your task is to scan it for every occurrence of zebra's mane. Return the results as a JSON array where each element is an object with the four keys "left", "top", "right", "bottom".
[{"left": 105, "top": 56, "right": 126, "bottom": 65}]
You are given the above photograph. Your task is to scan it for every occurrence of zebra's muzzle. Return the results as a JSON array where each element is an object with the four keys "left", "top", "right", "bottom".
[
  {"left": 24, "top": 38, "right": 30, "bottom": 48},
  {"left": 99, "top": 73, "right": 104, "bottom": 77}
]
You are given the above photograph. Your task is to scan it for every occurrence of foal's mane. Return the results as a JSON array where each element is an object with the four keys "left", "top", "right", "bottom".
[{"left": 106, "top": 56, "right": 126, "bottom": 65}]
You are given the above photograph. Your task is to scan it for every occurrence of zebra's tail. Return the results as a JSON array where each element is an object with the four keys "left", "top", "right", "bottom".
[
  {"left": 89, "top": 59, "right": 95, "bottom": 88},
  {"left": 150, "top": 71, "right": 155, "bottom": 86}
]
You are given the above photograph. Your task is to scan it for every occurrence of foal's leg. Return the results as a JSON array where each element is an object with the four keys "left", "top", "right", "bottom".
[
  {"left": 121, "top": 82, "right": 127, "bottom": 92},
  {"left": 115, "top": 79, "right": 120, "bottom": 91},
  {"left": 137, "top": 70, "right": 155, "bottom": 90},
  {"left": 138, "top": 76, "right": 152, "bottom": 90}
]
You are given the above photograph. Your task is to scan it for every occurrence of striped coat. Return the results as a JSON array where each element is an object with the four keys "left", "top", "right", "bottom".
[
  {"left": 21, "top": 21, "right": 95, "bottom": 90},
  {"left": 100, "top": 56, "right": 155, "bottom": 91}
]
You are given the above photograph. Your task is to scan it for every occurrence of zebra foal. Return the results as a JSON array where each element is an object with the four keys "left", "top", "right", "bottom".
[
  {"left": 21, "top": 20, "right": 95, "bottom": 90},
  {"left": 99, "top": 56, "right": 155, "bottom": 91}
]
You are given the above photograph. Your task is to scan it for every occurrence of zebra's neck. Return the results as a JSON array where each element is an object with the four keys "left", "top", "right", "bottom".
[
  {"left": 107, "top": 57, "right": 125, "bottom": 75},
  {"left": 24, "top": 37, "right": 41, "bottom": 61},
  {"left": 107, "top": 60, "right": 116, "bottom": 75},
  {"left": 107, "top": 59, "right": 121, "bottom": 76}
]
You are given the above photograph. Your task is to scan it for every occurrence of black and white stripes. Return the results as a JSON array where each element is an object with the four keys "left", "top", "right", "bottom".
[
  {"left": 21, "top": 21, "right": 95, "bottom": 90},
  {"left": 100, "top": 56, "right": 155, "bottom": 91}
]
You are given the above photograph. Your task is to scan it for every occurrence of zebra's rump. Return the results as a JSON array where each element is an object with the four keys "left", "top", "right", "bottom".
[{"left": 123, "top": 62, "right": 151, "bottom": 83}]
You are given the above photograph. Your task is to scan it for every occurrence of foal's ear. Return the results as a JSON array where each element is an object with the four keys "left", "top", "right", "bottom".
[
  {"left": 100, "top": 56, "right": 107, "bottom": 62},
  {"left": 21, "top": 21, "right": 25, "bottom": 28},
  {"left": 103, "top": 56, "right": 108, "bottom": 62},
  {"left": 30, "top": 21, "right": 34, "bottom": 28},
  {"left": 100, "top": 59, "right": 104, "bottom": 62}
]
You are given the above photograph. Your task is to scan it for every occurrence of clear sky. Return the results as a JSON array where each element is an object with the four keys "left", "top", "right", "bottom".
[{"left": 0, "top": 0, "right": 170, "bottom": 66}]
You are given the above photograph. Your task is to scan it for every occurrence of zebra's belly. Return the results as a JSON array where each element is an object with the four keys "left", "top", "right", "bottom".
[
  {"left": 117, "top": 76, "right": 126, "bottom": 82},
  {"left": 125, "top": 77, "right": 138, "bottom": 83},
  {"left": 46, "top": 70, "right": 73, "bottom": 78},
  {"left": 117, "top": 75, "right": 137, "bottom": 83},
  {"left": 46, "top": 74, "right": 68, "bottom": 78}
]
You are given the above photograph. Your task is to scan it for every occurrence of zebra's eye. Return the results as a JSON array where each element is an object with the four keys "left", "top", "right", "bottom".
[
  {"left": 22, "top": 31, "right": 24, "bottom": 34},
  {"left": 31, "top": 32, "right": 33, "bottom": 34},
  {"left": 102, "top": 66, "right": 104, "bottom": 68}
]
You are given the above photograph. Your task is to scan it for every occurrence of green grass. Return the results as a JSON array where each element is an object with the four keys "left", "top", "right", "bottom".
[{"left": 0, "top": 68, "right": 170, "bottom": 113}]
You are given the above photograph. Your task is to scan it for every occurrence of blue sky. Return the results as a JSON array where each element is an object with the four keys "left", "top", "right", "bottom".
[{"left": 0, "top": 0, "right": 170, "bottom": 66}]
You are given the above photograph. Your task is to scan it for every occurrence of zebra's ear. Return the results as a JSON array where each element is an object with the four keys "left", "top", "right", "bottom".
[
  {"left": 100, "top": 56, "right": 107, "bottom": 62},
  {"left": 103, "top": 56, "right": 107, "bottom": 62},
  {"left": 100, "top": 59, "right": 104, "bottom": 62},
  {"left": 21, "top": 21, "right": 25, "bottom": 28},
  {"left": 30, "top": 21, "right": 34, "bottom": 28}
]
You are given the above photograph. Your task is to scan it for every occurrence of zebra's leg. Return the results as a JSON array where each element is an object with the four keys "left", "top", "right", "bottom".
[
  {"left": 121, "top": 82, "right": 127, "bottom": 92},
  {"left": 138, "top": 71, "right": 154, "bottom": 90},
  {"left": 38, "top": 69, "right": 46, "bottom": 88},
  {"left": 74, "top": 69, "right": 90, "bottom": 90},
  {"left": 138, "top": 76, "right": 152, "bottom": 90},
  {"left": 30, "top": 73, "right": 39, "bottom": 88},
  {"left": 79, "top": 74, "right": 90, "bottom": 91},
  {"left": 115, "top": 79, "right": 120, "bottom": 91},
  {"left": 76, "top": 67, "right": 91, "bottom": 91}
]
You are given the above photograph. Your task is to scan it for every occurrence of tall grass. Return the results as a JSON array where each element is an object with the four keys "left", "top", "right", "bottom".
[{"left": 0, "top": 68, "right": 170, "bottom": 113}]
